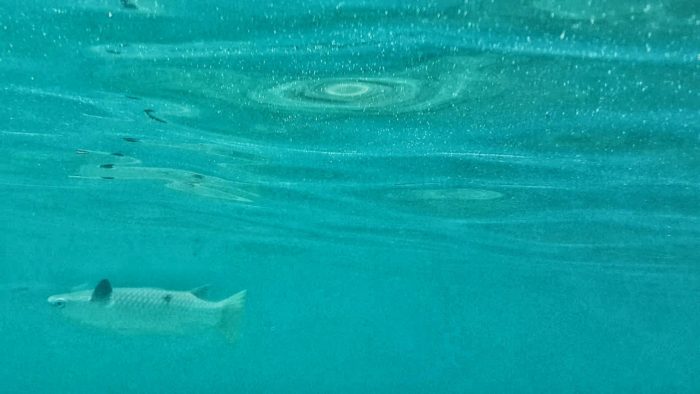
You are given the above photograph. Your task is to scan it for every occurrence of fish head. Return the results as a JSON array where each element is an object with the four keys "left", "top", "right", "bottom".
[
  {"left": 47, "top": 290, "right": 95, "bottom": 320},
  {"left": 48, "top": 279, "right": 113, "bottom": 324}
]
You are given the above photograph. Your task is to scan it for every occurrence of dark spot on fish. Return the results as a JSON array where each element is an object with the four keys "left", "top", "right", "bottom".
[
  {"left": 111, "top": 152, "right": 124, "bottom": 157},
  {"left": 163, "top": 294, "right": 172, "bottom": 303},
  {"left": 100, "top": 164, "right": 115, "bottom": 169},
  {"left": 121, "top": 0, "right": 138, "bottom": 10},
  {"left": 101, "top": 176, "right": 115, "bottom": 180},
  {"left": 123, "top": 137, "right": 140, "bottom": 143},
  {"left": 105, "top": 49, "right": 121, "bottom": 55},
  {"left": 144, "top": 109, "right": 167, "bottom": 123},
  {"left": 192, "top": 174, "right": 204, "bottom": 180},
  {"left": 125, "top": 95, "right": 141, "bottom": 101}
]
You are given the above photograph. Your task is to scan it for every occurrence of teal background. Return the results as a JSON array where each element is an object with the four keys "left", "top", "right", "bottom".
[{"left": 0, "top": 0, "right": 698, "bottom": 392}]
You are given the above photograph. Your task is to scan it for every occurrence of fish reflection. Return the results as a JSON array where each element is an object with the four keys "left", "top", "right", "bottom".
[{"left": 71, "top": 149, "right": 257, "bottom": 203}]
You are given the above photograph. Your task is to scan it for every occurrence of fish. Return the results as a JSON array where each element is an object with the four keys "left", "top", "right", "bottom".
[{"left": 47, "top": 279, "right": 246, "bottom": 343}]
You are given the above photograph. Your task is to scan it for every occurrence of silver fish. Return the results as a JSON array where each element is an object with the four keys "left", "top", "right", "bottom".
[{"left": 48, "top": 279, "right": 246, "bottom": 343}]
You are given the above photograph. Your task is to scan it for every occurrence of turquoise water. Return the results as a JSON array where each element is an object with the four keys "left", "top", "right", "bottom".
[{"left": 1, "top": 0, "right": 699, "bottom": 392}]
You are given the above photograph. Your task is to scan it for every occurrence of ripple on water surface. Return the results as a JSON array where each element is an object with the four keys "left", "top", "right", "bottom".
[
  {"left": 379, "top": 186, "right": 510, "bottom": 219},
  {"left": 95, "top": 53, "right": 503, "bottom": 118}
]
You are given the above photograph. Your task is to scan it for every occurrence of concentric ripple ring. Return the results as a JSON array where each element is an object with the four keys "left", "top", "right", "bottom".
[{"left": 249, "top": 77, "right": 426, "bottom": 113}]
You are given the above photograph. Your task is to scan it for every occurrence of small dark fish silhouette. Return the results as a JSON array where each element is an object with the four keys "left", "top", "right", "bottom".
[
  {"left": 121, "top": 0, "right": 138, "bottom": 10},
  {"left": 144, "top": 109, "right": 167, "bottom": 123},
  {"left": 100, "top": 164, "right": 115, "bottom": 169},
  {"left": 123, "top": 137, "right": 140, "bottom": 143}
]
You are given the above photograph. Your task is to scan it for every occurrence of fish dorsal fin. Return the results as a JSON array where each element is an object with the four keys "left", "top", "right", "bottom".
[
  {"left": 189, "top": 284, "right": 210, "bottom": 299},
  {"left": 91, "top": 279, "right": 112, "bottom": 302}
]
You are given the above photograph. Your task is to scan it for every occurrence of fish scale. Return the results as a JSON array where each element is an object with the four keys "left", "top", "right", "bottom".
[{"left": 102, "top": 288, "right": 221, "bottom": 333}]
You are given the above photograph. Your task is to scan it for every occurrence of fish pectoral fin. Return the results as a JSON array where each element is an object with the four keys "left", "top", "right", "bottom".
[
  {"left": 189, "top": 284, "right": 210, "bottom": 299},
  {"left": 91, "top": 279, "right": 112, "bottom": 303}
]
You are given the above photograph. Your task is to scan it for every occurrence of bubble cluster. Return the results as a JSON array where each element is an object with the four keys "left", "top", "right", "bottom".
[{"left": 532, "top": 0, "right": 665, "bottom": 20}]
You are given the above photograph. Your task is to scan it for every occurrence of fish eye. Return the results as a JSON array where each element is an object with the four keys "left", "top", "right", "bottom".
[{"left": 52, "top": 299, "right": 66, "bottom": 308}]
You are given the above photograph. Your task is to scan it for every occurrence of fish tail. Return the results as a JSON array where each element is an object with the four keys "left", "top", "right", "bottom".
[{"left": 217, "top": 290, "right": 246, "bottom": 344}]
